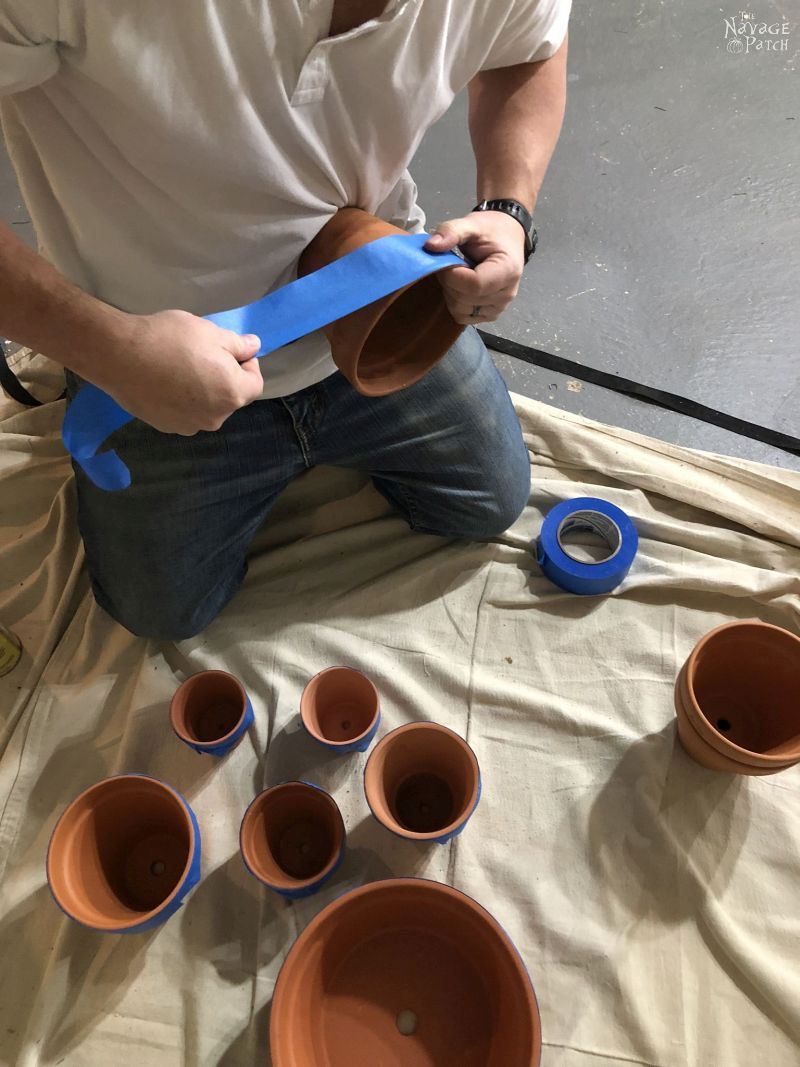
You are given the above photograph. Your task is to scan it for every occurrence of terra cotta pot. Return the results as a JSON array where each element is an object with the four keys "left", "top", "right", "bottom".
[
  {"left": 240, "top": 782, "right": 345, "bottom": 899},
  {"left": 170, "top": 670, "right": 254, "bottom": 757},
  {"left": 46, "top": 774, "right": 201, "bottom": 933},
  {"left": 298, "top": 207, "right": 464, "bottom": 396},
  {"left": 270, "top": 878, "right": 542, "bottom": 1067},
  {"left": 300, "top": 666, "right": 381, "bottom": 754},
  {"left": 364, "top": 722, "right": 481, "bottom": 844},
  {"left": 674, "top": 620, "right": 800, "bottom": 775}
]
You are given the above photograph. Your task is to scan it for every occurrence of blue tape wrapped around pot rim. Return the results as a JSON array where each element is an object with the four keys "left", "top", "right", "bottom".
[
  {"left": 62, "top": 233, "right": 465, "bottom": 491},
  {"left": 46, "top": 777, "right": 202, "bottom": 934},
  {"left": 536, "top": 496, "right": 639, "bottom": 596},
  {"left": 182, "top": 696, "right": 255, "bottom": 757}
]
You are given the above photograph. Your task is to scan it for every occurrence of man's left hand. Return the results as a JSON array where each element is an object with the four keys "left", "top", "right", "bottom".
[{"left": 424, "top": 210, "right": 526, "bottom": 325}]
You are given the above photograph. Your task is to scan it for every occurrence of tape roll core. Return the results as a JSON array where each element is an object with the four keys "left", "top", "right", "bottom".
[{"left": 556, "top": 510, "right": 622, "bottom": 565}]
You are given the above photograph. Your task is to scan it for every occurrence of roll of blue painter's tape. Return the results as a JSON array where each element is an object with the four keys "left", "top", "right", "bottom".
[
  {"left": 62, "top": 232, "right": 466, "bottom": 492},
  {"left": 536, "top": 497, "right": 638, "bottom": 596}
]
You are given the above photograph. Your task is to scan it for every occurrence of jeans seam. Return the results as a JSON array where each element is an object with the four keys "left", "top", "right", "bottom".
[{"left": 280, "top": 398, "right": 313, "bottom": 468}]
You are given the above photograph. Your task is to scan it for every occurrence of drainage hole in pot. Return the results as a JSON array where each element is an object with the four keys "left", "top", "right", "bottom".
[
  {"left": 150, "top": 861, "right": 166, "bottom": 877},
  {"left": 396, "top": 1010, "right": 418, "bottom": 1036},
  {"left": 341, "top": 720, "right": 351, "bottom": 732},
  {"left": 300, "top": 843, "right": 311, "bottom": 857},
  {"left": 717, "top": 718, "right": 732, "bottom": 732}
]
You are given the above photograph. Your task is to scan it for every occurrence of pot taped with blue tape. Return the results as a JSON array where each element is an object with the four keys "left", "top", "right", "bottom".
[
  {"left": 536, "top": 497, "right": 639, "bottom": 596},
  {"left": 364, "top": 722, "right": 481, "bottom": 845},
  {"left": 61, "top": 208, "right": 468, "bottom": 492},
  {"left": 240, "top": 782, "right": 346, "bottom": 899},
  {"left": 46, "top": 775, "right": 201, "bottom": 933},
  {"left": 170, "top": 670, "right": 254, "bottom": 757},
  {"left": 300, "top": 666, "right": 381, "bottom": 754}
]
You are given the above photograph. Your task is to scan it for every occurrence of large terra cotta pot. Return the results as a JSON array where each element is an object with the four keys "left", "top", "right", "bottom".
[
  {"left": 674, "top": 619, "right": 800, "bottom": 774},
  {"left": 298, "top": 207, "right": 464, "bottom": 396},
  {"left": 270, "top": 878, "right": 542, "bottom": 1067}
]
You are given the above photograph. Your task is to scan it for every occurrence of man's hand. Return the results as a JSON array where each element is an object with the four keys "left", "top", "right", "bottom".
[
  {"left": 98, "top": 310, "right": 264, "bottom": 435},
  {"left": 424, "top": 210, "right": 526, "bottom": 325}
]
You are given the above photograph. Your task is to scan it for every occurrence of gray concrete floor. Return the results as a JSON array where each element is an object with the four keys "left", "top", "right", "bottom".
[
  {"left": 410, "top": 2, "right": 800, "bottom": 469},
  {"left": 2, "top": 1, "right": 798, "bottom": 469}
]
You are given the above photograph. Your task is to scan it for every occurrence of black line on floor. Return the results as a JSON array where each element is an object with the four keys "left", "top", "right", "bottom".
[{"left": 479, "top": 330, "right": 800, "bottom": 458}]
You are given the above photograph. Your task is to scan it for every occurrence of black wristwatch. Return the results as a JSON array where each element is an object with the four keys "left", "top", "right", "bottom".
[{"left": 472, "top": 198, "right": 537, "bottom": 262}]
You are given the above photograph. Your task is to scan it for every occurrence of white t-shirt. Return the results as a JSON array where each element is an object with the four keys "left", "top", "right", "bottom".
[{"left": 0, "top": 0, "right": 570, "bottom": 397}]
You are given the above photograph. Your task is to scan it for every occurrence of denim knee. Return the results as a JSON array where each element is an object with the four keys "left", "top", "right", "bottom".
[
  {"left": 90, "top": 575, "right": 237, "bottom": 642},
  {"left": 456, "top": 466, "right": 531, "bottom": 539}
]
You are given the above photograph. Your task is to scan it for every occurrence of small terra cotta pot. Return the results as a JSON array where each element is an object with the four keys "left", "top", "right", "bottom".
[
  {"left": 674, "top": 619, "right": 800, "bottom": 775},
  {"left": 364, "top": 722, "right": 481, "bottom": 844},
  {"left": 270, "top": 878, "right": 542, "bottom": 1067},
  {"left": 298, "top": 207, "right": 464, "bottom": 396},
  {"left": 170, "top": 670, "right": 254, "bottom": 757},
  {"left": 300, "top": 666, "right": 381, "bottom": 754},
  {"left": 46, "top": 775, "right": 201, "bottom": 933},
  {"left": 240, "top": 782, "right": 345, "bottom": 899}
]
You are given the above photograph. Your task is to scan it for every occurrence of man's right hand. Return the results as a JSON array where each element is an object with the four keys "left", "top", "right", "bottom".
[{"left": 96, "top": 309, "right": 264, "bottom": 435}]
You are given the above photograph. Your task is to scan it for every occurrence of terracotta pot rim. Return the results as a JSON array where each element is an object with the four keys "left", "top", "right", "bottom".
[
  {"left": 169, "top": 670, "right": 249, "bottom": 748},
  {"left": 270, "top": 876, "right": 542, "bottom": 1067},
  {"left": 300, "top": 666, "right": 380, "bottom": 748},
  {"left": 364, "top": 722, "right": 481, "bottom": 841},
  {"left": 682, "top": 621, "right": 800, "bottom": 766},
  {"left": 239, "top": 781, "right": 345, "bottom": 891},
  {"left": 46, "top": 773, "right": 198, "bottom": 932}
]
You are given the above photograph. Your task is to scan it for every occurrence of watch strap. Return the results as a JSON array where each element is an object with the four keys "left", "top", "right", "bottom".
[{"left": 473, "top": 198, "right": 537, "bottom": 261}]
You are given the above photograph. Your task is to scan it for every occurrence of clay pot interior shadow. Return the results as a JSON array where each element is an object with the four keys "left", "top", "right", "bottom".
[
  {"left": 301, "top": 668, "right": 379, "bottom": 747},
  {"left": 240, "top": 783, "right": 345, "bottom": 893},
  {"left": 47, "top": 776, "right": 193, "bottom": 929}
]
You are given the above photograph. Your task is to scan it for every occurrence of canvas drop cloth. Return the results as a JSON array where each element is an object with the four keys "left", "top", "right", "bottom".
[{"left": 1, "top": 354, "right": 799, "bottom": 1067}]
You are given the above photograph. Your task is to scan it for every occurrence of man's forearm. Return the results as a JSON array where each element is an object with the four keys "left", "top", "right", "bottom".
[
  {"left": 468, "top": 35, "right": 568, "bottom": 214},
  {"left": 0, "top": 221, "right": 131, "bottom": 379}
]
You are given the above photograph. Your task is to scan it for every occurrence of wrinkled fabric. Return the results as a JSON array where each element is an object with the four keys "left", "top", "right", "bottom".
[{"left": 1, "top": 377, "right": 799, "bottom": 1067}]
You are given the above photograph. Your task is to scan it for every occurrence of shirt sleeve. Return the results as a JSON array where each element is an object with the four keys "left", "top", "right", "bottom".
[
  {"left": 482, "top": 0, "right": 571, "bottom": 70},
  {"left": 0, "top": 2, "right": 61, "bottom": 96}
]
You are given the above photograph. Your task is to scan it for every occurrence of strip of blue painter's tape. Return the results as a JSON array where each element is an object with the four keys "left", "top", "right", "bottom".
[
  {"left": 62, "top": 233, "right": 465, "bottom": 491},
  {"left": 536, "top": 497, "right": 639, "bottom": 596}
]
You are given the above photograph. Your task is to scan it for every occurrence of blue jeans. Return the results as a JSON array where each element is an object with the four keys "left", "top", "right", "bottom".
[{"left": 67, "top": 327, "right": 529, "bottom": 640}]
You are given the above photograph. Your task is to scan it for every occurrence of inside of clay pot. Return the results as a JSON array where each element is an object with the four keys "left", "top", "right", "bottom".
[
  {"left": 272, "top": 881, "right": 538, "bottom": 1067},
  {"left": 241, "top": 783, "right": 343, "bottom": 888},
  {"left": 368, "top": 725, "right": 478, "bottom": 836},
  {"left": 302, "top": 668, "right": 378, "bottom": 744},
  {"left": 692, "top": 626, "right": 800, "bottom": 755},
  {"left": 173, "top": 672, "right": 245, "bottom": 743},
  {"left": 49, "top": 777, "right": 191, "bottom": 925},
  {"left": 352, "top": 275, "right": 458, "bottom": 391}
]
